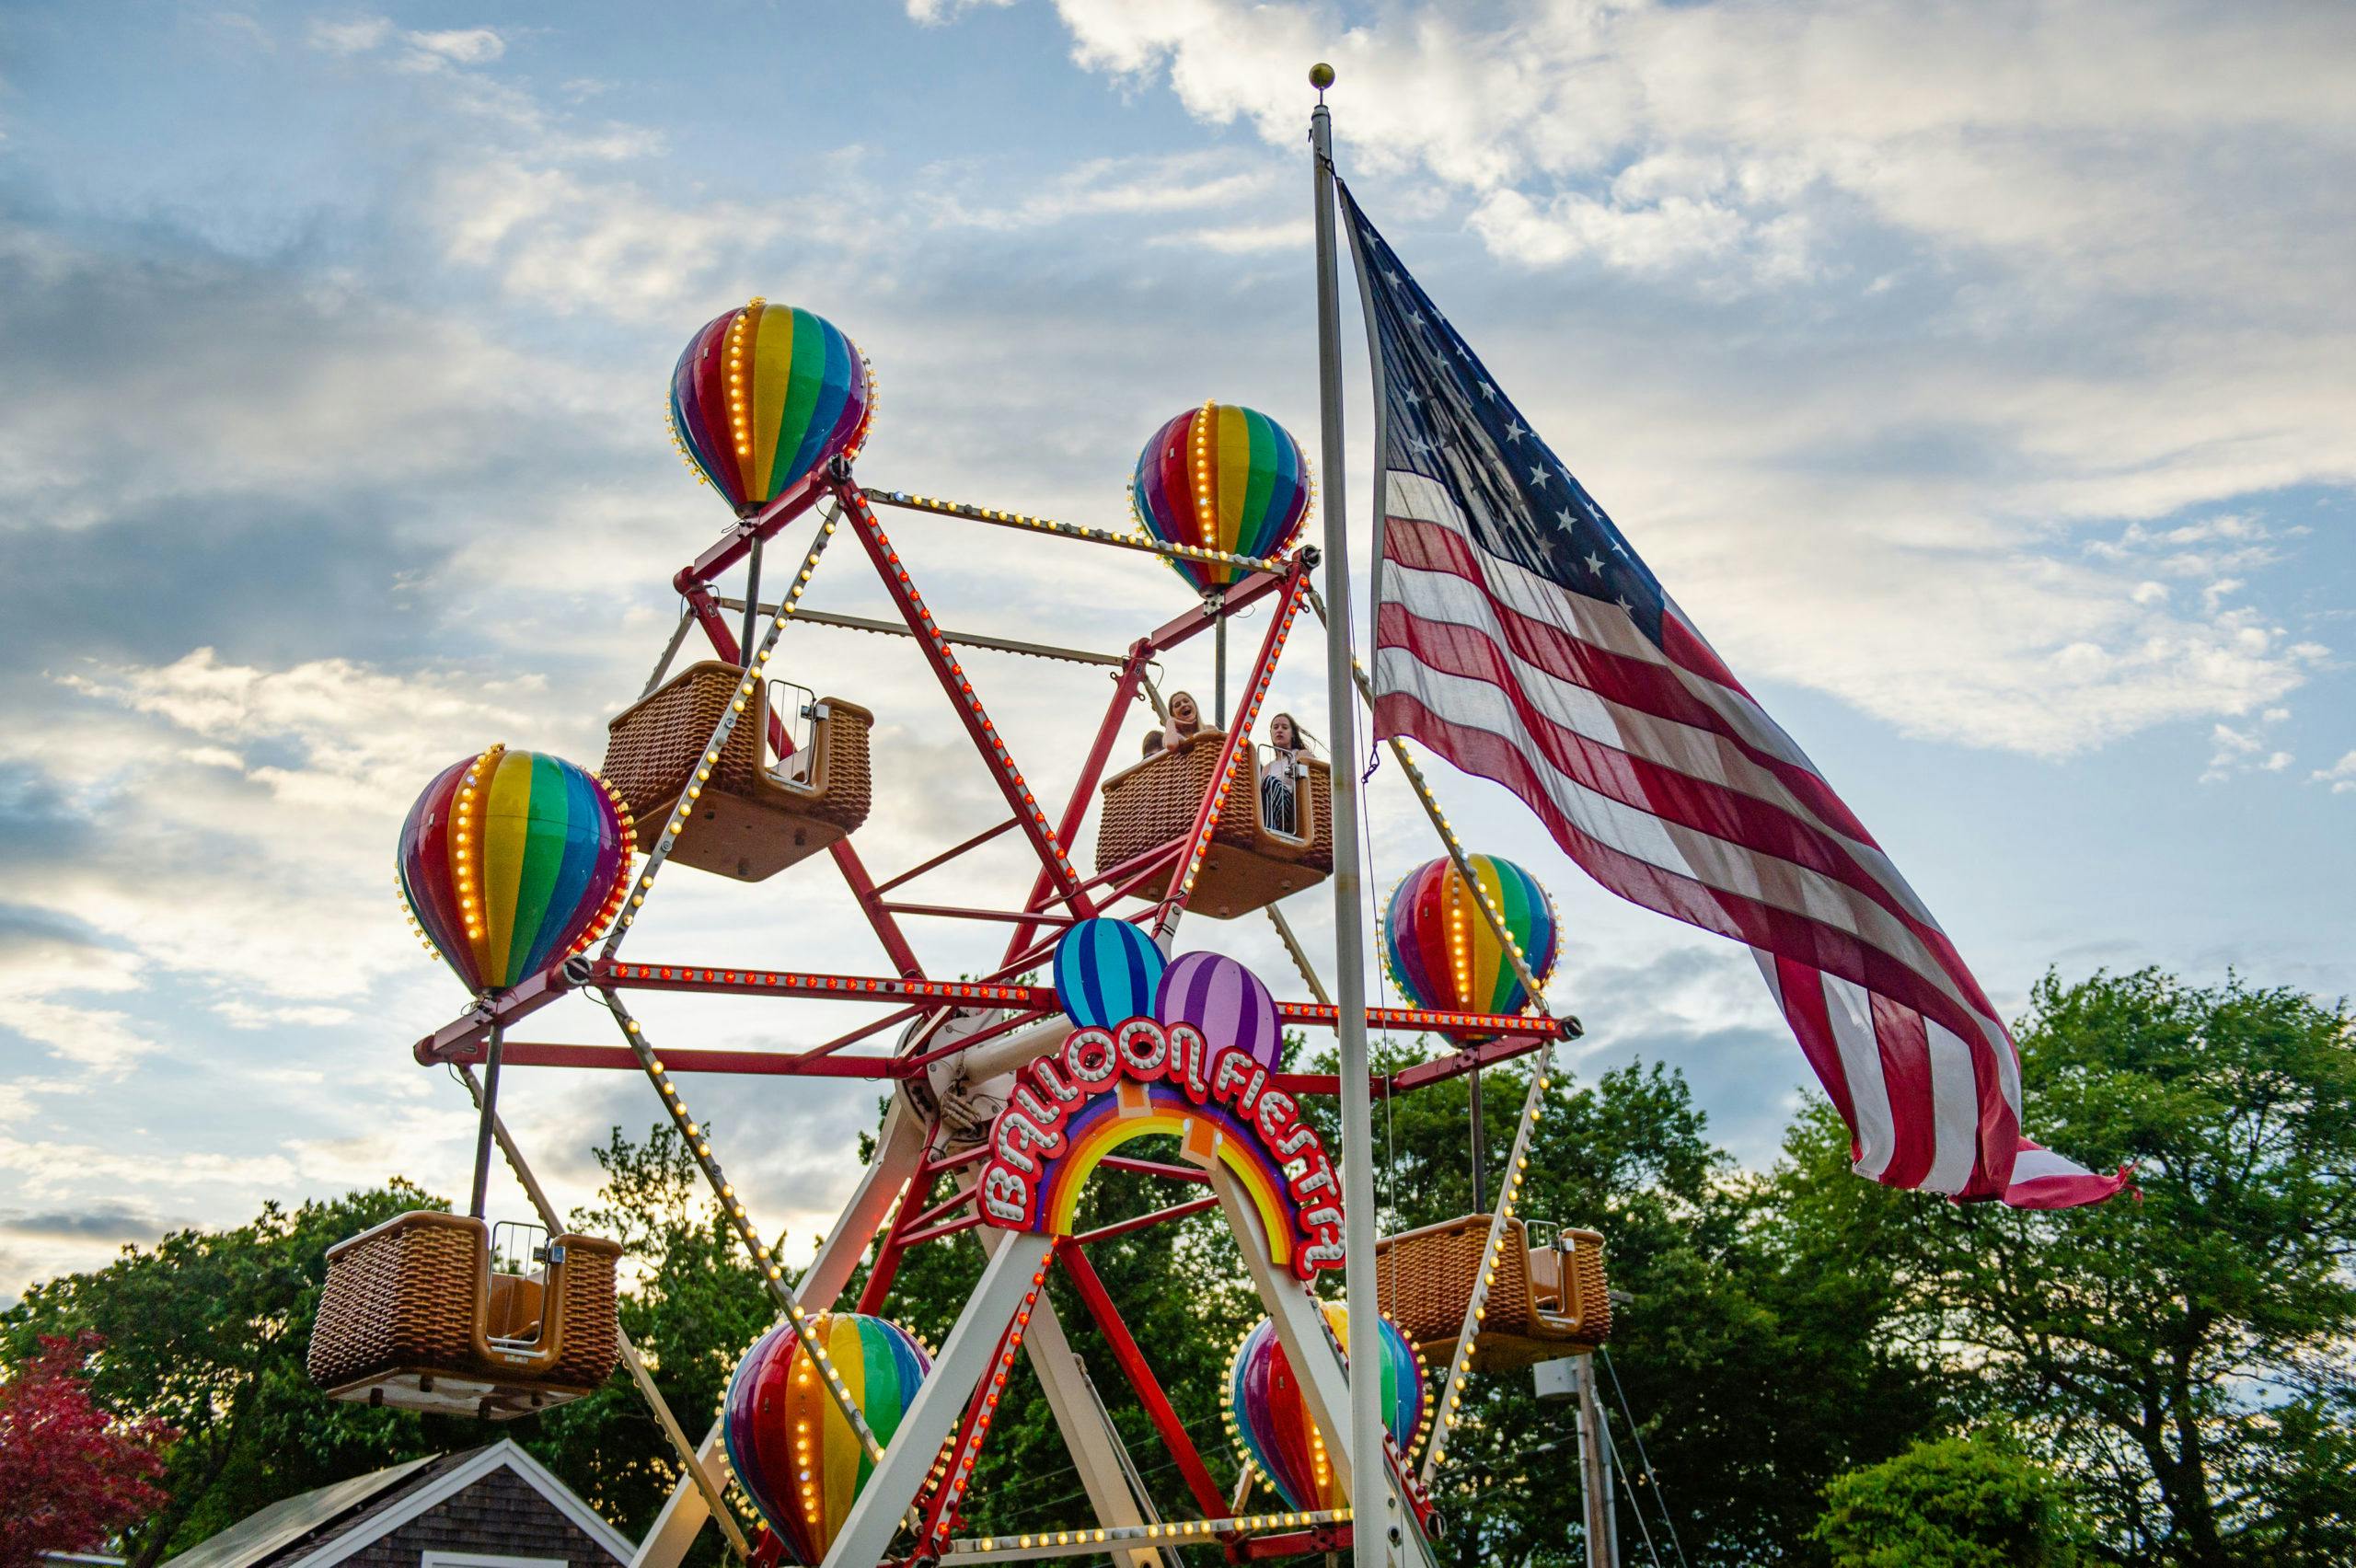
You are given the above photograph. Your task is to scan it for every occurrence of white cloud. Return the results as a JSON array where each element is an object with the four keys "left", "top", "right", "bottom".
[
  {"left": 306, "top": 16, "right": 505, "bottom": 70},
  {"left": 1145, "top": 218, "right": 1311, "bottom": 255},
  {"left": 12, "top": 650, "right": 554, "bottom": 1006},
  {"left": 306, "top": 15, "right": 393, "bottom": 55},
  {"left": 2312, "top": 752, "right": 2356, "bottom": 796},
  {"left": 924, "top": 152, "right": 1281, "bottom": 233},
  {"left": 427, "top": 158, "right": 792, "bottom": 319},
  {"left": 0, "top": 225, "right": 565, "bottom": 527},
  {"left": 907, "top": 0, "right": 1015, "bottom": 24},
  {"left": 2201, "top": 709, "right": 2296, "bottom": 785},
  {"left": 404, "top": 28, "right": 505, "bottom": 65},
  {"left": 977, "top": 1, "right": 2356, "bottom": 755}
]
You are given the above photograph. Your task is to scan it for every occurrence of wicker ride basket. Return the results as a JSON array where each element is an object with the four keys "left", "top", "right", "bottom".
[
  {"left": 1095, "top": 729, "right": 1332, "bottom": 918},
  {"left": 307, "top": 1211, "right": 622, "bottom": 1419},
  {"left": 1373, "top": 1214, "right": 1611, "bottom": 1371},
  {"left": 600, "top": 661, "right": 872, "bottom": 882}
]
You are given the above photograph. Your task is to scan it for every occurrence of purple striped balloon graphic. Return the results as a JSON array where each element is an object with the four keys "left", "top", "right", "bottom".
[{"left": 1155, "top": 951, "right": 1284, "bottom": 1069}]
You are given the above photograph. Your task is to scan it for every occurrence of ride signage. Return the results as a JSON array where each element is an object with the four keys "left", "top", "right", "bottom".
[{"left": 978, "top": 1015, "right": 1345, "bottom": 1279}]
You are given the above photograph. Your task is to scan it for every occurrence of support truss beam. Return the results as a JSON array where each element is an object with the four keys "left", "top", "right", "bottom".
[
  {"left": 866, "top": 489, "right": 1289, "bottom": 581},
  {"left": 721, "top": 602, "right": 1133, "bottom": 668},
  {"left": 838, "top": 482, "right": 1093, "bottom": 917},
  {"left": 820, "top": 1231, "right": 1057, "bottom": 1568},
  {"left": 590, "top": 962, "right": 1567, "bottom": 1044}
]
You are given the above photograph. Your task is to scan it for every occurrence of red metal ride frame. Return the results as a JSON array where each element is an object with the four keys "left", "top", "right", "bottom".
[{"left": 399, "top": 461, "right": 1583, "bottom": 1561}]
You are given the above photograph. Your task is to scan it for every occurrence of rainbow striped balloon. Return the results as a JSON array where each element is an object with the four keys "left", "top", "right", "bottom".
[
  {"left": 723, "top": 1314, "right": 930, "bottom": 1565},
  {"left": 1382, "top": 854, "right": 1559, "bottom": 1016},
  {"left": 1130, "top": 401, "right": 1311, "bottom": 594},
  {"left": 1225, "top": 1303, "right": 1425, "bottom": 1511},
  {"left": 396, "top": 746, "right": 633, "bottom": 997},
  {"left": 1052, "top": 917, "right": 1168, "bottom": 1030},
  {"left": 669, "top": 300, "right": 873, "bottom": 518}
]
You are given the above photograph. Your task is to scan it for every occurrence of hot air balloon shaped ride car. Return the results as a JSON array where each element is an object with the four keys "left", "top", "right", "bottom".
[{"left": 308, "top": 745, "right": 631, "bottom": 1420}]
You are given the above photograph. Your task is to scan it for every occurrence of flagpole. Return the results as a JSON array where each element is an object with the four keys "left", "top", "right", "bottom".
[{"left": 1309, "top": 63, "right": 1392, "bottom": 1568}]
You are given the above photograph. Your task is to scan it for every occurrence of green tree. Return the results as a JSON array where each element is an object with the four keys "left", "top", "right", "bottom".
[
  {"left": 1809, "top": 1428, "right": 2092, "bottom": 1568},
  {"left": 1768, "top": 969, "right": 2356, "bottom": 1566},
  {"left": 0, "top": 1183, "right": 459, "bottom": 1567},
  {"left": 0, "top": 1131, "right": 772, "bottom": 1566},
  {"left": 523, "top": 1124, "right": 771, "bottom": 1544},
  {"left": 1281, "top": 1037, "right": 1944, "bottom": 1565}
]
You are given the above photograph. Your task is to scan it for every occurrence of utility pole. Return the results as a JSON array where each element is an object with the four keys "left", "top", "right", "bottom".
[{"left": 1576, "top": 1355, "right": 1616, "bottom": 1568}]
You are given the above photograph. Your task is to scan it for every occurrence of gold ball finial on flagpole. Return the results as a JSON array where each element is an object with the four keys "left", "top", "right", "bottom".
[{"left": 1310, "top": 62, "right": 1335, "bottom": 94}]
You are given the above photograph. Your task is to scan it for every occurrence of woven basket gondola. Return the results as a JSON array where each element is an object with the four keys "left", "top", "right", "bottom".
[
  {"left": 1373, "top": 1215, "right": 1611, "bottom": 1371},
  {"left": 307, "top": 1211, "right": 621, "bottom": 1419},
  {"left": 1096, "top": 730, "right": 1332, "bottom": 918},
  {"left": 601, "top": 661, "right": 872, "bottom": 882}
]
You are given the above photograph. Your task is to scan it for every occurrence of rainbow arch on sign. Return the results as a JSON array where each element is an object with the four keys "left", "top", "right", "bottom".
[{"left": 1038, "top": 1086, "right": 1303, "bottom": 1268}]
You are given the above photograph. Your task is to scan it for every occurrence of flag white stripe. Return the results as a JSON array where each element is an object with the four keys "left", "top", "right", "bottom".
[
  {"left": 2008, "top": 1147, "right": 2093, "bottom": 1183},
  {"left": 1392, "top": 475, "right": 1949, "bottom": 910},
  {"left": 1822, "top": 973, "right": 1898, "bottom": 1179},
  {"left": 1375, "top": 645, "right": 2004, "bottom": 1052},
  {"left": 1923, "top": 1019, "right": 1982, "bottom": 1193}
]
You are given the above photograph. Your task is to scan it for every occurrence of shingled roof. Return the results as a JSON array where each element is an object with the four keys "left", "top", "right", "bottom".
[{"left": 165, "top": 1442, "right": 633, "bottom": 1568}]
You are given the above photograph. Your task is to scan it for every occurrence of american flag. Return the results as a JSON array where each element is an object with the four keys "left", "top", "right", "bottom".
[{"left": 1339, "top": 183, "right": 2128, "bottom": 1209}]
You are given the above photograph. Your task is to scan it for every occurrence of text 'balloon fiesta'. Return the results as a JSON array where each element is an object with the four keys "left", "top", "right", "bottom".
[{"left": 977, "top": 920, "right": 1345, "bottom": 1279}]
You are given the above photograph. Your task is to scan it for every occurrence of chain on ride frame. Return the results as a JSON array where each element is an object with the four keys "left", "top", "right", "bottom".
[{"left": 577, "top": 503, "right": 892, "bottom": 1462}]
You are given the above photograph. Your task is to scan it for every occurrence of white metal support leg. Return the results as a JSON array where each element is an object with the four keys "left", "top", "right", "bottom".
[
  {"left": 977, "top": 1228, "right": 1167, "bottom": 1568},
  {"left": 1214, "top": 1170, "right": 1438, "bottom": 1568},
  {"left": 1214, "top": 1170, "right": 1357, "bottom": 1498},
  {"left": 822, "top": 1230, "right": 1057, "bottom": 1568}
]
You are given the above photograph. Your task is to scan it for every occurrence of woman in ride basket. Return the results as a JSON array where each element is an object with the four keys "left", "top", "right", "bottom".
[
  {"left": 1260, "top": 711, "right": 1308, "bottom": 836},
  {"left": 1143, "top": 689, "right": 1204, "bottom": 756}
]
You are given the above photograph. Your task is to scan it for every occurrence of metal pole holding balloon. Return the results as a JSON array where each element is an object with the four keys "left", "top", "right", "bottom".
[
  {"left": 468, "top": 1012, "right": 503, "bottom": 1219},
  {"left": 393, "top": 743, "right": 637, "bottom": 1219},
  {"left": 1213, "top": 591, "right": 1229, "bottom": 728},
  {"left": 739, "top": 536, "right": 764, "bottom": 671}
]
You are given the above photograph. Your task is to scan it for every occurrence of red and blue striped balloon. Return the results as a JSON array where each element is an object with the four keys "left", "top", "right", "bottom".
[
  {"left": 1130, "top": 401, "right": 1311, "bottom": 594},
  {"left": 1382, "top": 854, "right": 1559, "bottom": 1016},
  {"left": 1155, "top": 951, "right": 1283, "bottom": 1069},
  {"left": 669, "top": 300, "right": 873, "bottom": 518},
  {"left": 396, "top": 746, "right": 634, "bottom": 997},
  {"left": 1052, "top": 918, "right": 1168, "bottom": 1029},
  {"left": 1225, "top": 1303, "right": 1425, "bottom": 1511},
  {"left": 723, "top": 1314, "right": 930, "bottom": 1565}
]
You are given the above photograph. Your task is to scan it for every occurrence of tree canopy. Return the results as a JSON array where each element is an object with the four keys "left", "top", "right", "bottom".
[
  {"left": 1809, "top": 1428, "right": 2091, "bottom": 1568},
  {"left": 5, "top": 965, "right": 2349, "bottom": 1566}
]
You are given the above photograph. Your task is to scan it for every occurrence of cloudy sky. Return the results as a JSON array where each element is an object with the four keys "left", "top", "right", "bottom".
[{"left": 2, "top": 0, "right": 2350, "bottom": 1298}]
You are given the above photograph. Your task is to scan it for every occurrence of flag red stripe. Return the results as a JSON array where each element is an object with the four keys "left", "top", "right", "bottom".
[
  {"left": 1384, "top": 527, "right": 2008, "bottom": 1027},
  {"left": 1658, "top": 609, "right": 1752, "bottom": 699},
  {"left": 1379, "top": 687, "right": 2021, "bottom": 1189},
  {"left": 1773, "top": 954, "right": 1862, "bottom": 1148},
  {"left": 1869, "top": 994, "right": 1938, "bottom": 1189}
]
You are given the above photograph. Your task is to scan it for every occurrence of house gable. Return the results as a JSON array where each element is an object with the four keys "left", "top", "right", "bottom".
[
  {"left": 270, "top": 1443, "right": 632, "bottom": 1568},
  {"left": 313, "top": 1469, "right": 620, "bottom": 1568}
]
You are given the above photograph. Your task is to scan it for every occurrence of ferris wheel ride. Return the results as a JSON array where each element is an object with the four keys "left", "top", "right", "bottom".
[{"left": 308, "top": 294, "right": 1617, "bottom": 1568}]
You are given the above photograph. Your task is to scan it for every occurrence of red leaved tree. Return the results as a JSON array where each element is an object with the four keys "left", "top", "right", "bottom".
[{"left": 0, "top": 1333, "right": 173, "bottom": 1568}]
